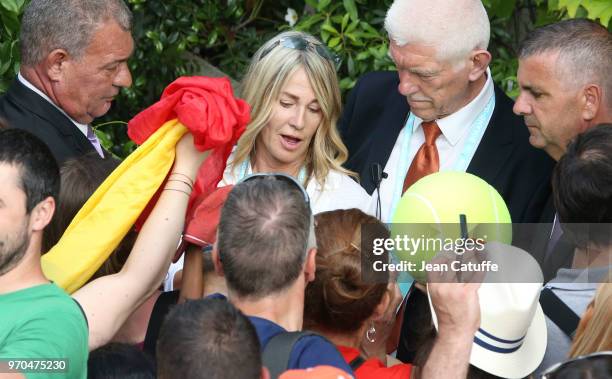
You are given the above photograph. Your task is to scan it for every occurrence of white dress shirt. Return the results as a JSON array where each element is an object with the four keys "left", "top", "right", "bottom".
[{"left": 373, "top": 68, "right": 495, "bottom": 222}]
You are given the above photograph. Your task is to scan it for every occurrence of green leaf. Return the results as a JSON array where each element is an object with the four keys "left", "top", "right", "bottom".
[
  {"left": 346, "top": 19, "right": 359, "bottom": 33},
  {"left": 347, "top": 54, "right": 355, "bottom": 75},
  {"left": 488, "top": 0, "right": 516, "bottom": 19},
  {"left": 345, "top": 33, "right": 363, "bottom": 46},
  {"left": 355, "top": 51, "right": 370, "bottom": 60},
  {"left": 343, "top": 0, "right": 358, "bottom": 22},
  {"left": 331, "top": 14, "right": 344, "bottom": 23},
  {"left": 317, "top": 0, "right": 331, "bottom": 12},
  {"left": 154, "top": 40, "right": 163, "bottom": 52},
  {"left": 341, "top": 13, "right": 349, "bottom": 32},
  {"left": 557, "top": 0, "right": 581, "bottom": 17},
  {"left": 359, "top": 21, "right": 380, "bottom": 36},
  {"left": 580, "top": 0, "right": 612, "bottom": 26},
  {"left": 321, "top": 22, "right": 339, "bottom": 35},
  {"left": 321, "top": 30, "right": 330, "bottom": 43},
  {"left": 329, "top": 36, "right": 341, "bottom": 48},
  {"left": 0, "top": 0, "right": 20, "bottom": 14}
]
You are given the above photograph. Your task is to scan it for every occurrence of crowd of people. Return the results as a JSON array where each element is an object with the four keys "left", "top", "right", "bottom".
[{"left": 0, "top": 0, "right": 610, "bottom": 378}]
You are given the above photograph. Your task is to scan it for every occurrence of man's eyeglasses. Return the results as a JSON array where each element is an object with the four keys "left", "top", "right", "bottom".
[
  {"left": 259, "top": 36, "right": 342, "bottom": 70},
  {"left": 540, "top": 351, "right": 612, "bottom": 378}
]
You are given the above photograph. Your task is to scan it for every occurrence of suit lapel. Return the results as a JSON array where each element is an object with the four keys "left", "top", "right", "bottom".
[
  {"left": 362, "top": 91, "right": 409, "bottom": 192},
  {"left": 466, "top": 86, "right": 514, "bottom": 183},
  {"left": 7, "top": 80, "right": 95, "bottom": 156}
]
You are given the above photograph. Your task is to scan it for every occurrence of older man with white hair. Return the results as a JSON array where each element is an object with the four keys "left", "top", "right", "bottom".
[{"left": 339, "top": 0, "right": 554, "bottom": 225}]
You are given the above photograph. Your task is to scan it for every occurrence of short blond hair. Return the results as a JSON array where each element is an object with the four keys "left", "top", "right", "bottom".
[{"left": 231, "top": 31, "right": 354, "bottom": 186}]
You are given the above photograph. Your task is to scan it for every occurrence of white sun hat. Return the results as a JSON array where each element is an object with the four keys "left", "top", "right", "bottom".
[{"left": 428, "top": 243, "right": 547, "bottom": 379}]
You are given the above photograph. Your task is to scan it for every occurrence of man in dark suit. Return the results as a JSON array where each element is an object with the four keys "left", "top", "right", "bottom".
[
  {"left": 514, "top": 19, "right": 612, "bottom": 280},
  {"left": 339, "top": 0, "right": 554, "bottom": 225},
  {"left": 338, "top": 0, "right": 555, "bottom": 364},
  {"left": 0, "top": 0, "right": 134, "bottom": 165}
]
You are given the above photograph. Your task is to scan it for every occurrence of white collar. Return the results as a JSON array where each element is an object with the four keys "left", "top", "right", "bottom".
[
  {"left": 17, "top": 72, "right": 89, "bottom": 136},
  {"left": 412, "top": 67, "right": 494, "bottom": 146}
]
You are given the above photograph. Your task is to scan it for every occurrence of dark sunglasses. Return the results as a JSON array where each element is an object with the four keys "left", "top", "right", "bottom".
[
  {"left": 540, "top": 351, "right": 612, "bottom": 378},
  {"left": 259, "top": 36, "right": 342, "bottom": 70}
]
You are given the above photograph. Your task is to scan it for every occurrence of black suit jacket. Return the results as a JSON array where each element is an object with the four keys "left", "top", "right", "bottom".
[
  {"left": 339, "top": 71, "right": 556, "bottom": 223},
  {"left": 0, "top": 79, "right": 97, "bottom": 165}
]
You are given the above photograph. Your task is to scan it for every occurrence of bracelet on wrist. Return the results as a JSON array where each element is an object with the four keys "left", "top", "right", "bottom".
[
  {"left": 167, "top": 179, "right": 193, "bottom": 190},
  {"left": 163, "top": 187, "right": 191, "bottom": 196},
  {"left": 169, "top": 172, "right": 194, "bottom": 186}
]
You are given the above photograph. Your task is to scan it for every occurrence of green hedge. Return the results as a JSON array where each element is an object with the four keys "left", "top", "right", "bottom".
[{"left": 1, "top": 0, "right": 610, "bottom": 157}]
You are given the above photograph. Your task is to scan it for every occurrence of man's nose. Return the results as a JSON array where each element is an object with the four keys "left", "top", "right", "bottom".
[
  {"left": 114, "top": 62, "right": 132, "bottom": 88},
  {"left": 397, "top": 71, "right": 420, "bottom": 97},
  {"left": 513, "top": 92, "right": 532, "bottom": 116}
]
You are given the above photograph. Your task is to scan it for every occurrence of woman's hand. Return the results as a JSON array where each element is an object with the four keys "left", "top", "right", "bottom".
[{"left": 174, "top": 132, "right": 209, "bottom": 178}]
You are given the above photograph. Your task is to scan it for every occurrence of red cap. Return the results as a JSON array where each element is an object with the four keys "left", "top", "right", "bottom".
[{"left": 172, "top": 185, "right": 233, "bottom": 262}]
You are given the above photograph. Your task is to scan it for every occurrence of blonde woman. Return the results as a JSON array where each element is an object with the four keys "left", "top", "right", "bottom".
[
  {"left": 165, "top": 31, "right": 373, "bottom": 292},
  {"left": 220, "top": 31, "right": 372, "bottom": 214}
]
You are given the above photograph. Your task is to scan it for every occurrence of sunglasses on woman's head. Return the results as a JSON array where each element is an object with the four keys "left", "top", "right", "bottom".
[
  {"left": 259, "top": 36, "right": 342, "bottom": 70},
  {"left": 240, "top": 172, "right": 311, "bottom": 210}
]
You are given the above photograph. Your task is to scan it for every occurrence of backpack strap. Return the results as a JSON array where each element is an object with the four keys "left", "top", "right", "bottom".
[
  {"left": 539, "top": 287, "right": 580, "bottom": 338},
  {"left": 262, "top": 331, "right": 319, "bottom": 379},
  {"left": 143, "top": 290, "right": 180, "bottom": 358},
  {"left": 349, "top": 355, "right": 366, "bottom": 371}
]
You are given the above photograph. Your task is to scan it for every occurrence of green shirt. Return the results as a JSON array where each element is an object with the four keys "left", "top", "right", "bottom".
[{"left": 0, "top": 283, "right": 88, "bottom": 378}]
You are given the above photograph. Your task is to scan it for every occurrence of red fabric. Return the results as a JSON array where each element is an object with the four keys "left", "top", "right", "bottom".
[
  {"left": 337, "top": 345, "right": 412, "bottom": 379},
  {"left": 183, "top": 185, "right": 234, "bottom": 247},
  {"left": 127, "top": 76, "right": 250, "bottom": 228}
]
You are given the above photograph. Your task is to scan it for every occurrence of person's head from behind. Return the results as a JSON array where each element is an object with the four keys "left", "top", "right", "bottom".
[
  {"left": 304, "top": 209, "right": 395, "bottom": 336},
  {"left": 156, "top": 298, "right": 267, "bottom": 379},
  {"left": 568, "top": 282, "right": 612, "bottom": 358},
  {"left": 384, "top": 0, "right": 491, "bottom": 121},
  {"left": 232, "top": 30, "right": 351, "bottom": 186},
  {"left": 88, "top": 342, "right": 155, "bottom": 379},
  {"left": 0, "top": 128, "right": 58, "bottom": 276},
  {"left": 42, "top": 152, "right": 135, "bottom": 281},
  {"left": 514, "top": 19, "right": 612, "bottom": 161},
  {"left": 541, "top": 351, "right": 612, "bottom": 379},
  {"left": 552, "top": 124, "right": 612, "bottom": 250},
  {"left": 214, "top": 175, "right": 316, "bottom": 300},
  {"left": 20, "top": 0, "right": 134, "bottom": 124}
]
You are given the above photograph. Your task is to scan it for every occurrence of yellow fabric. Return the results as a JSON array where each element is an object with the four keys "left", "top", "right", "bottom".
[{"left": 42, "top": 120, "right": 187, "bottom": 294}]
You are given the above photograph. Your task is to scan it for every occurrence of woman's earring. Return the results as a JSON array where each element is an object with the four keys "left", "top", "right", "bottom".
[{"left": 366, "top": 323, "right": 376, "bottom": 343}]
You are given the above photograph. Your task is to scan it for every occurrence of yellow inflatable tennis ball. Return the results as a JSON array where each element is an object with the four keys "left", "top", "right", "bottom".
[{"left": 390, "top": 171, "right": 512, "bottom": 282}]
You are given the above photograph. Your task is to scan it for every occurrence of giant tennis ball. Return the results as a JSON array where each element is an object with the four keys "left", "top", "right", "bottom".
[{"left": 390, "top": 171, "right": 512, "bottom": 282}]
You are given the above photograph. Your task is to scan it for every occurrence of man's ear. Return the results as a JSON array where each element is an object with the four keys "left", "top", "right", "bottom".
[
  {"left": 29, "top": 196, "right": 55, "bottom": 232},
  {"left": 467, "top": 49, "right": 491, "bottom": 82},
  {"left": 45, "top": 49, "right": 70, "bottom": 82},
  {"left": 581, "top": 84, "right": 603, "bottom": 122},
  {"left": 304, "top": 247, "right": 317, "bottom": 283},
  {"left": 211, "top": 243, "right": 225, "bottom": 277}
]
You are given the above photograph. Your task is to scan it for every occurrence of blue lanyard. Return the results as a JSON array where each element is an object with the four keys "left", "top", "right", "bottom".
[
  {"left": 389, "top": 93, "right": 496, "bottom": 217},
  {"left": 238, "top": 158, "right": 307, "bottom": 184}
]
